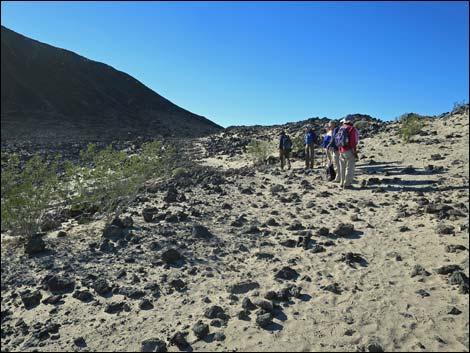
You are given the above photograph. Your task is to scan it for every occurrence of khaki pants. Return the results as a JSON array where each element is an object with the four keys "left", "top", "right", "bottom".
[
  {"left": 326, "top": 149, "right": 340, "bottom": 182},
  {"left": 280, "top": 149, "right": 291, "bottom": 170},
  {"left": 305, "top": 143, "right": 315, "bottom": 169},
  {"left": 339, "top": 150, "right": 356, "bottom": 186}
]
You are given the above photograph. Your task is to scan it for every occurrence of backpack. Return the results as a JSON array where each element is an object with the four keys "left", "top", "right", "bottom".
[
  {"left": 283, "top": 136, "right": 293, "bottom": 150},
  {"left": 334, "top": 126, "right": 349, "bottom": 148},
  {"left": 325, "top": 164, "right": 336, "bottom": 181},
  {"left": 328, "top": 127, "right": 339, "bottom": 150}
]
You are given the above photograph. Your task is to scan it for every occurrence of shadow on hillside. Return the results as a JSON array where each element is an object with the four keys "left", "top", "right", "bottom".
[
  {"left": 271, "top": 308, "right": 287, "bottom": 322},
  {"left": 348, "top": 256, "right": 369, "bottom": 269},
  {"left": 357, "top": 161, "right": 402, "bottom": 167},
  {"left": 363, "top": 185, "right": 469, "bottom": 193},
  {"left": 202, "top": 334, "right": 215, "bottom": 344},
  {"left": 176, "top": 343, "right": 193, "bottom": 352},
  {"left": 380, "top": 179, "right": 439, "bottom": 186},
  {"left": 359, "top": 175, "right": 468, "bottom": 192},
  {"left": 321, "top": 230, "right": 365, "bottom": 241},
  {"left": 299, "top": 294, "right": 312, "bottom": 302},
  {"left": 353, "top": 160, "right": 466, "bottom": 193},
  {"left": 356, "top": 163, "right": 446, "bottom": 176},
  {"left": 28, "top": 250, "right": 55, "bottom": 259},
  {"left": 166, "top": 260, "right": 186, "bottom": 270},
  {"left": 263, "top": 322, "right": 284, "bottom": 332}
]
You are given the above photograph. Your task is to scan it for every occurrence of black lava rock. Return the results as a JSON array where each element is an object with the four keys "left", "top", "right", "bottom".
[
  {"left": 104, "top": 302, "right": 130, "bottom": 314},
  {"left": 141, "top": 338, "right": 167, "bottom": 352},
  {"left": 436, "top": 265, "right": 462, "bottom": 275},
  {"left": 192, "top": 321, "right": 209, "bottom": 339},
  {"left": 256, "top": 313, "right": 273, "bottom": 328},
  {"left": 192, "top": 224, "right": 214, "bottom": 240},
  {"left": 322, "top": 283, "right": 342, "bottom": 295},
  {"left": 24, "top": 233, "right": 47, "bottom": 255},
  {"left": 169, "top": 332, "right": 189, "bottom": 350},
  {"left": 334, "top": 223, "right": 355, "bottom": 237},
  {"left": 161, "top": 248, "right": 184, "bottom": 264},
  {"left": 139, "top": 299, "right": 154, "bottom": 310},
  {"left": 242, "top": 298, "right": 257, "bottom": 311},
  {"left": 20, "top": 291, "right": 42, "bottom": 309},
  {"left": 253, "top": 299, "right": 274, "bottom": 312},
  {"left": 93, "top": 279, "right": 112, "bottom": 296},
  {"left": 46, "top": 275, "right": 75, "bottom": 294},
  {"left": 275, "top": 266, "right": 300, "bottom": 281},
  {"left": 411, "top": 265, "right": 430, "bottom": 278},
  {"left": 142, "top": 207, "right": 157, "bottom": 222},
  {"left": 311, "top": 244, "right": 326, "bottom": 253},
  {"left": 204, "top": 305, "right": 226, "bottom": 320},
  {"left": 73, "top": 290, "right": 94, "bottom": 303},
  {"left": 74, "top": 336, "right": 87, "bottom": 347},
  {"left": 102, "top": 224, "right": 124, "bottom": 240}
]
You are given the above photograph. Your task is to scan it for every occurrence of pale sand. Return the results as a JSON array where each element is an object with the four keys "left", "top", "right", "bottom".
[{"left": 1, "top": 112, "right": 468, "bottom": 352}]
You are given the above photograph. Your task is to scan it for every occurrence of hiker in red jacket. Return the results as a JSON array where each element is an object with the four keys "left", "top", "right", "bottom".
[{"left": 335, "top": 115, "right": 359, "bottom": 189}]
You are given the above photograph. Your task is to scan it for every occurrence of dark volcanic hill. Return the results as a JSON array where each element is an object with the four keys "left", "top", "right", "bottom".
[{"left": 1, "top": 26, "right": 222, "bottom": 143}]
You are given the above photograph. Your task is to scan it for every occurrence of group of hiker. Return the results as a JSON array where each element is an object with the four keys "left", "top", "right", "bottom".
[{"left": 278, "top": 115, "right": 359, "bottom": 189}]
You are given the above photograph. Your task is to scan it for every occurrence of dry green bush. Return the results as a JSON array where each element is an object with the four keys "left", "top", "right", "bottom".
[
  {"left": 65, "top": 140, "right": 174, "bottom": 220},
  {"left": 354, "top": 120, "right": 371, "bottom": 130},
  {"left": 397, "top": 113, "right": 425, "bottom": 142},
  {"left": 292, "top": 136, "right": 305, "bottom": 152},
  {"left": 246, "top": 139, "right": 272, "bottom": 165},
  {"left": 1, "top": 153, "right": 62, "bottom": 236},
  {"left": 1, "top": 140, "right": 175, "bottom": 236}
]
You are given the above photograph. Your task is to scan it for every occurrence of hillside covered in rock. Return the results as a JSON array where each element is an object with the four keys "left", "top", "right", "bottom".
[{"left": 1, "top": 26, "right": 222, "bottom": 144}]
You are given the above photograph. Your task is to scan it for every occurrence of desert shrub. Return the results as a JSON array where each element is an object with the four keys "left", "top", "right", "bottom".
[
  {"left": 452, "top": 100, "right": 469, "bottom": 114},
  {"left": 1, "top": 140, "right": 175, "bottom": 236},
  {"left": 65, "top": 140, "right": 174, "bottom": 220},
  {"left": 171, "top": 167, "right": 188, "bottom": 178},
  {"left": 1, "top": 153, "right": 62, "bottom": 236},
  {"left": 354, "top": 120, "right": 371, "bottom": 130},
  {"left": 246, "top": 139, "right": 271, "bottom": 165},
  {"left": 397, "top": 113, "right": 425, "bottom": 142},
  {"left": 292, "top": 136, "right": 305, "bottom": 152}
]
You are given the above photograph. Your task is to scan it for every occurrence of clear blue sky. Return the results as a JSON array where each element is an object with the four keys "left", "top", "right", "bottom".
[{"left": 2, "top": 1, "right": 469, "bottom": 127}]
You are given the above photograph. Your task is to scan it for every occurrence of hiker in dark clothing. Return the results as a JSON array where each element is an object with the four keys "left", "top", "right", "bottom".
[{"left": 279, "top": 131, "right": 292, "bottom": 170}]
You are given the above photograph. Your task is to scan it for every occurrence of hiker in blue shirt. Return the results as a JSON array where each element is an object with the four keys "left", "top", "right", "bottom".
[
  {"left": 279, "top": 131, "right": 292, "bottom": 170},
  {"left": 322, "top": 124, "right": 332, "bottom": 150},
  {"left": 304, "top": 125, "right": 316, "bottom": 169}
]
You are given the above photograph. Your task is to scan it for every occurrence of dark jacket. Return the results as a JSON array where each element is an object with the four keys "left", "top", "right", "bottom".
[{"left": 279, "top": 135, "right": 288, "bottom": 150}]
